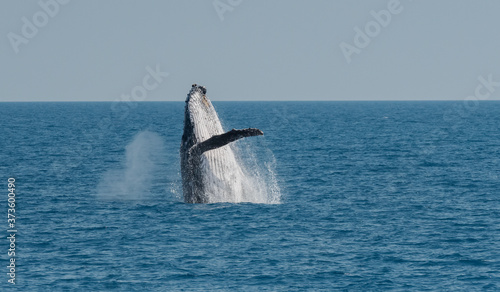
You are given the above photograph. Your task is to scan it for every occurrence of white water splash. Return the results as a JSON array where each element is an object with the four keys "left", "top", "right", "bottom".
[
  {"left": 201, "top": 137, "right": 282, "bottom": 204},
  {"left": 234, "top": 139, "right": 282, "bottom": 204},
  {"left": 97, "top": 131, "right": 166, "bottom": 200}
]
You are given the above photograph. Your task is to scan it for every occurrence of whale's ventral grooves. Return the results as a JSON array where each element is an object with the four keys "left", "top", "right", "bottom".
[{"left": 180, "top": 84, "right": 264, "bottom": 203}]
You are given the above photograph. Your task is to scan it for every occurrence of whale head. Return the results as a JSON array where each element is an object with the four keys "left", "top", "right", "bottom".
[
  {"left": 184, "top": 84, "right": 224, "bottom": 144},
  {"left": 187, "top": 83, "right": 208, "bottom": 107}
]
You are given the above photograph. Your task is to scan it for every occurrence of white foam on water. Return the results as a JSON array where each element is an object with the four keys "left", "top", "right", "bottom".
[
  {"left": 97, "top": 131, "right": 166, "bottom": 200},
  {"left": 199, "top": 136, "right": 282, "bottom": 204},
  {"left": 232, "top": 139, "right": 282, "bottom": 204},
  {"left": 96, "top": 128, "right": 280, "bottom": 204}
]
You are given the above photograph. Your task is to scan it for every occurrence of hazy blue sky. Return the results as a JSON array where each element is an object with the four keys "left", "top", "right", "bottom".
[{"left": 1, "top": 0, "right": 500, "bottom": 101}]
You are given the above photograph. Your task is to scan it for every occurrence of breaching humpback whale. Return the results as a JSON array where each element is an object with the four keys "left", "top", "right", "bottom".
[{"left": 180, "top": 84, "right": 263, "bottom": 203}]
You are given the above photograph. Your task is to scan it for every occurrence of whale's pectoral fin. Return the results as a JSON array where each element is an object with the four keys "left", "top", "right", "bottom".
[{"left": 191, "top": 128, "right": 263, "bottom": 154}]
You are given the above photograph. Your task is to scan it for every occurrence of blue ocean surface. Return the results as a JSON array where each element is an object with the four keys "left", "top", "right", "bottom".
[{"left": 1, "top": 101, "right": 499, "bottom": 291}]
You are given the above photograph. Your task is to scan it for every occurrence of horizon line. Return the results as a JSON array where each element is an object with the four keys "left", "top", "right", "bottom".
[{"left": 1, "top": 99, "right": 499, "bottom": 103}]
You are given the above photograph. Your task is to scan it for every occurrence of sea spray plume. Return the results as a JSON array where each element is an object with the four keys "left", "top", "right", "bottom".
[
  {"left": 180, "top": 84, "right": 266, "bottom": 203},
  {"left": 98, "top": 131, "right": 165, "bottom": 200},
  {"left": 232, "top": 139, "right": 282, "bottom": 204}
]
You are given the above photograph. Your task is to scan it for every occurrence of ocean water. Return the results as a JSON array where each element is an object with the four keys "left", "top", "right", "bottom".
[{"left": 1, "top": 101, "right": 499, "bottom": 291}]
